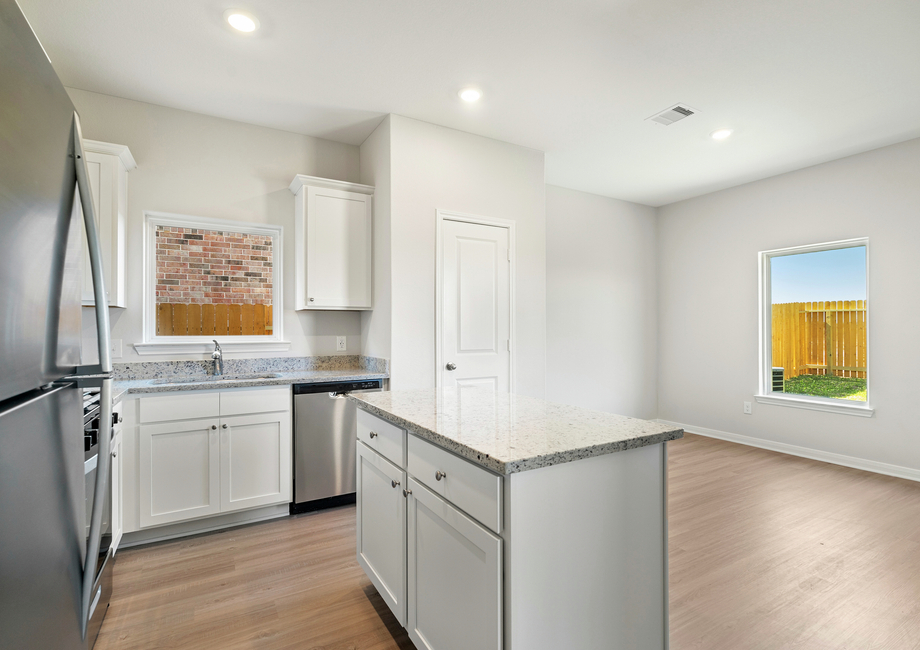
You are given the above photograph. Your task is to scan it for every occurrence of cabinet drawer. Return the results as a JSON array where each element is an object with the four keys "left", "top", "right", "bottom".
[
  {"left": 139, "top": 392, "right": 220, "bottom": 423},
  {"left": 357, "top": 409, "right": 406, "bottom": 467},
  {"left": 220, "top": 387, "right": 290, "bottom": 416},
  {"left": 407, "top": 435, "right": 501, "bottom": 534}
]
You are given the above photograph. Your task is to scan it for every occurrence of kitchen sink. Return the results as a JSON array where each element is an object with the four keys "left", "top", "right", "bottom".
[{"left": 149, "top": 373, "right": 283, "bottom": 385}]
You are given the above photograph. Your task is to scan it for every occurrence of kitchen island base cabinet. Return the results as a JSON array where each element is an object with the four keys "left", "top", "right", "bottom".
[
  {"left": 354, "top": 406, "right": 670, "bottom": 650},
  {"left": 356, "top": 442, "right": 407, "bottom": 625},
  {"left": 408, "top": 478, "right": 502, "bottom": 650}
]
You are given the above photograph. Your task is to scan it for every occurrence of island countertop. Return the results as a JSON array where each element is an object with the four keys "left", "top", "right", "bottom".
[{"left": 348, "top": 389, "right": 683, "bottom": 475}]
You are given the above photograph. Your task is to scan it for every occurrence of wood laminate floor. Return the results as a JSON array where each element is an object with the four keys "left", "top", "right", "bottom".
[{"left": 97, "top": 434, "right": 920, "bottom": 649}]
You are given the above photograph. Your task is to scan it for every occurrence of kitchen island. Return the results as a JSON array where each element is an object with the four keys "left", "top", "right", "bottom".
[{"left": 348, "top": 389, "right": 683, "bottom": 650}]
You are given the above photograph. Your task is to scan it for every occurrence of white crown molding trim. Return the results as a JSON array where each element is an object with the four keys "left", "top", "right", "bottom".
[
  {"left": 83, "top": 139, "right": 137, "bottom": 170},
  {"left": 657, "top": 419, "right": 920, "bottom": 483},
  {"left": 288, "top": 174, "right": 374, "bottom": 196},
  {"left": 133, "top": 340, "right": 291, "bottom": 356}
]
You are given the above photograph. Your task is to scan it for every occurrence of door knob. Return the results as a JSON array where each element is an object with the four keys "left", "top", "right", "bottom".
[{"left": 446, "top": 362, "right": 457, "bottom": 371}]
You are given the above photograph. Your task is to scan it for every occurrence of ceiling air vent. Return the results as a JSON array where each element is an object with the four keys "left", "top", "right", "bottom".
[{"left": 647, "top": 104, "right": 698, "bottom": 126}]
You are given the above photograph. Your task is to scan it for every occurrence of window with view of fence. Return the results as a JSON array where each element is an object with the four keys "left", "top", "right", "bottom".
[{"left": 771, "top": 300, "right": 867, "bottom": 380}]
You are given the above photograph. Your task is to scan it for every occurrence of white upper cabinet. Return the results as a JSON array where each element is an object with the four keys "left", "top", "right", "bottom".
[
  {"left": 80, "top": 140, "right": 136, "bottom": 308},
  {"left": 289, "top": 175, "right": 373, "bottom": 311}
]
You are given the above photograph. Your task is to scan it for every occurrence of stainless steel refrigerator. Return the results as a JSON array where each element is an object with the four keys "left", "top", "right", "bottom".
[{"left": 1, "top": 1, "right": 115, "bottom": 648}]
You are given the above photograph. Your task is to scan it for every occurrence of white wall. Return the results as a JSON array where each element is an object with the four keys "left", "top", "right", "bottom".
[
  {"left": 359, "top": 116, "right": 392, "bottom": 361},
  {"left": 545, "top": 186, "right": 658, "bottom": 419},
  {"left": 658, "top": 137, "right": 920, "bottom": 475},
  {"left": 388, "top": 115, "right": 546, "bottom": 397},
  {"left": 68, "top": 88, "right": 362, "bottom": 363}
]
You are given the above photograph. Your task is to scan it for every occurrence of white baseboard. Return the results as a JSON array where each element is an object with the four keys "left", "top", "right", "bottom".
[
  {"left": 119, "top": 504, "right": 290, "bottom": 549},
  {"left": 657, "top": 419, "right": 920, "bottom": 483}
]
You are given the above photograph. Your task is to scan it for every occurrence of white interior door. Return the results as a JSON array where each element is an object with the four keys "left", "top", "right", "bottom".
[{"left": 439, "top": 218, "right": 511, "bottom": 391}]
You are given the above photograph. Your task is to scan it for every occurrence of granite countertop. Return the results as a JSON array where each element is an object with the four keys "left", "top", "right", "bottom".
[
  {"left": 114, "top": 369, "right": 386, "bottom": 400},
  {"left": 348, "top": 389, "right": 683, "bottom": 475},
  {"left": 110, "top": 355, "right": 388, "bottom": 404}
]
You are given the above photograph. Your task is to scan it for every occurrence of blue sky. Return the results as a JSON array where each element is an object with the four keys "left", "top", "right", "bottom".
[{"left": 771, "top": 246, "right": 866, "bottom": 304}]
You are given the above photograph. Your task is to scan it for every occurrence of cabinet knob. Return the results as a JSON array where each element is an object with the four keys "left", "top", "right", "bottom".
[
  {"left": 369, "top": 431, "right": 378, "bottom": 438},
  {"left": 435, "top": 470, "right": 447, "bottom": 481},
  {"left": 403, "top": 488, "right": 412, "bottom": 498},
  {"left": 391, "top": 479, "right": 400, "bottom": 488},
  {"left": 111, "top": 451, "right": 117, "bottom": 458},
  {"left": 309, "top": 297, "right": 315, "bottom": 302},
  {"left": 211, "top": 425, "right": 217, "bottom": 430},
  {"left": 222, "top": 424, "right": 229, "bottom": 429}
]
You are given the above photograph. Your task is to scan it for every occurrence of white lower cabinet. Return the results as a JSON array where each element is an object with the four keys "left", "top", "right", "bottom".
[
  {"left": 139, "top": 417, "right": 221, "bottom": 527},
  {"left": 135, "top": 387, "right": 292, "bottom": 529},
  {"left": 407, "top": 478, "right": 502, "bottom": 650},
  {"left": 111, "top": 426, "right": 123, "bottom": 552},
  {"left": 220, "top": 411, "right": 292, "bottom": 513},
  {"left": 356, "top": 412, "right": 502, "bottom": 650},
  {"left": 356, "top": 441, "right": 407, "bottom": 625}
]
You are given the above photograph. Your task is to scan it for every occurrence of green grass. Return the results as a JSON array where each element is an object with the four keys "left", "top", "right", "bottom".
[{"left": 782, "top": 374, "right": 867, "bottom": 401}]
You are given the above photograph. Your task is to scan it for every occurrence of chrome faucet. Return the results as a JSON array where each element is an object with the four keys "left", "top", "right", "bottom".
[{"left": 212, "top": 340, "right": 223, "bottom": 376}]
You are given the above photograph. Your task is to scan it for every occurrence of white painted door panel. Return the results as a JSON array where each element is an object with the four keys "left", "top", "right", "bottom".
[
  {"left": 357, "top": 442, "right": 408, "bottom": 625},
  {"left": 219, "top": 412, "right": 292, "bottom": 512},
  {"left": 440, "top": 219, "right": 511, "bottom": 391},
  {"left": 111, "top": 431, "right": 123, "bottom": 552},
  {"left": 407, "top": 478, "right": 502, "bottom": 650},
  {"left": 139, "top": 418, "right": 220, "bottom": 527}
]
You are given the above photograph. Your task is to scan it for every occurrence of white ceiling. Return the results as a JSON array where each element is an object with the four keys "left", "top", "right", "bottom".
[{"left": 19, "top": 0, "right": 920, "bottom": 206}]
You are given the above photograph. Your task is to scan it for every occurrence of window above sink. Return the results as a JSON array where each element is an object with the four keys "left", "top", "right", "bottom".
[{"left": 135, "top": 212, "right": 290, "bottom": 355}]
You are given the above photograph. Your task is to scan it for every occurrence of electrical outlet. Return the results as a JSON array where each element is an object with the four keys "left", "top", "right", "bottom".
[
  {"left": 110, "top": 339, "right": 123, "bottom": 359},
  {"left": 743, "top": 401, "right": 752, "bottom": 415},
  {"left": 336, "top": 336, "right": 347, "bottom": 352}
]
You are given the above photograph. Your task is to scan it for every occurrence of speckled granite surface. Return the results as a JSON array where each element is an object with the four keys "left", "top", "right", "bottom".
[
  {"left": 111, "top": 356, "right": 388, "bottom": 403},
  {"left": 114, "top": 355, "right": 388, "bottom": 380},
  {"left": 348, "top": 389, "right": 683, "bottom": 475}
]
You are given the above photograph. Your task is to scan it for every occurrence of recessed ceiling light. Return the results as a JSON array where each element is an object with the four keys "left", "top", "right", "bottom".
[
  {"left": 459, "top": 88, "right": 482, "bottom": 103},
  {"left": 710, "top": 128, "right": 733, "bottom": 141},
  {"left": 224, "top": 9, "right": 259, "bottom": 32}
]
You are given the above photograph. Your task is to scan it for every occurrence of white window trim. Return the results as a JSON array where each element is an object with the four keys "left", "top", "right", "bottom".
[
  {"left": 757, "top": 237, "right": 873, "bottom": 417},
  {"left": 134, "top": 211, "right": 289, "bottom": 356}
]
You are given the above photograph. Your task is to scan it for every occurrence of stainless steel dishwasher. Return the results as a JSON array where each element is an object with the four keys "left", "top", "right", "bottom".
[{"left": 290, "top": 379, "right": 383, "bottom": 513}]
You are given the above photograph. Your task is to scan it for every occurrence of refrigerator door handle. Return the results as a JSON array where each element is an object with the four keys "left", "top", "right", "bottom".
[
  {"left": 73, "top": 113, "right": 114, "bottom": 638},
  {"left": 72, "top": 112, "right": 112, "bottom": 375}
]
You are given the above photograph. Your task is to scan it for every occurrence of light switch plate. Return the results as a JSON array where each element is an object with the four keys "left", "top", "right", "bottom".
[
  {"left": 110, "top": 339, "right": 123, "bottom": 359},
  {"left": 336, "top": 336, "right": 347, "bottom": 351}
]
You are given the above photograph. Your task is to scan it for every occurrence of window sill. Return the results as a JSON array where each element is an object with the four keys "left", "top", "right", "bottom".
[
  {"left": 754, "top": 394, "right": 874, "bottom": 418},
  {"left": 133, "top": 340, "right": 291, "bottom": 356}
]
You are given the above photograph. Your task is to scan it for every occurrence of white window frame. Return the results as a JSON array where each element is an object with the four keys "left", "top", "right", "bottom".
[
  {"left": 756, "top": 237, "right": 872, "bottom": 417},
  {"left": 134, "top": 211, "right": 289, "bottom": 355}
]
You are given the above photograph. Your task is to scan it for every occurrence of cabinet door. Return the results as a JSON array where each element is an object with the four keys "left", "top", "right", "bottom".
[
  {"left": 306, "top": 185, "right": 372, "bottom": 309},
  {"left": 218, "top": 411, "right": 292, "bottom": 512},
  {"left": 356, "top": 442, "right": 407, "bottom": 626},
  {"left": 138, "top": 418, "right": 220, "bottom": 527},
  {"left": 407, "top": 478, "right": 502, "bottom": 650},
  {"left": 80, "top": 151, "right": 111, "bottom": 305},
  {"left": 111, "top": 430, "right": 123, "bottom": 552}
]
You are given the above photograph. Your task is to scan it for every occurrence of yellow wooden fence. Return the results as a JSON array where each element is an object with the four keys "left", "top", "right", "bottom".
[
  {"left": 156, "top": 303, "right": 273, "bottom": 336},
  {"left": 772, "top": 301, "right": 866, "bottom": 380}
]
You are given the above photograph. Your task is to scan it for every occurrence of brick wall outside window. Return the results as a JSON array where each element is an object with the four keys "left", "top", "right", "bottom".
[{"left": 155, "top": 226, "right": 273, "bottom": 305}]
